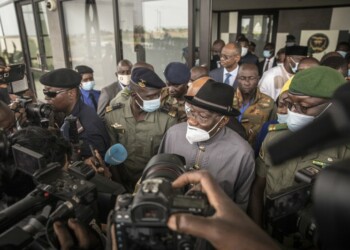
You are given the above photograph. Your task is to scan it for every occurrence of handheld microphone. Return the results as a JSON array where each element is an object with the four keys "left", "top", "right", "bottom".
[{"left": 104, "top": 143, "right": 128, "bottom": 165}]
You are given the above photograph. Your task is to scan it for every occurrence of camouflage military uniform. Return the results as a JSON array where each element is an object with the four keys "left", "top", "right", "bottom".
[
  {"left": 233, "top": 88, "right": 275, "bottom": 146},
  {"left": 160, "top": 87, "right": 187, "bottom": 123},
  {"left": 105, "top": 88, "right": 177, "bottom": 192}
]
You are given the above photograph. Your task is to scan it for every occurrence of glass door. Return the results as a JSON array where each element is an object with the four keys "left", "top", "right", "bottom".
[{"left": 17, "top": 0, "right": 54, "bottom": 101}]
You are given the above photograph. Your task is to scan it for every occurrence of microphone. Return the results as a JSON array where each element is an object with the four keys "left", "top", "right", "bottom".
[
  {"left": 104, "top": 143, "right": 128, "bottom": 165},
  {"left": 268, "top": 83, "right": 350, "bottom": 165}
]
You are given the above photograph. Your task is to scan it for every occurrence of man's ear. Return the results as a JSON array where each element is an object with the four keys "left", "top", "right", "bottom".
[{"left": 220, "top": 116, "right": 229, "bottom": 128}]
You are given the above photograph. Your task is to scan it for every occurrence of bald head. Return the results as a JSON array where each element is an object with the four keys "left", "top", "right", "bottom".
[
  {"left": 238, "top": 63, "right": 259, "bottom": 75},
  {"left": 187, "top": 76, "right": 212, "bottom": 96},
  {"left": 298, "top": 57, "right": 320, "bottom": 72},
  {"left": 190, "top": 66, "right": 209, "bottom": 82}
]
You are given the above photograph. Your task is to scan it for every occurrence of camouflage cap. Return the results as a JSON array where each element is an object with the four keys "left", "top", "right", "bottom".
[{"left": 289, "top": 66, "right": 346, "bottom": 98}]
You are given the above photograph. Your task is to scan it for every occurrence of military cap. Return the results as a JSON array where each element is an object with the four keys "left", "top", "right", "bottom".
[
  {"left": 289, "top": 66, "right": 345, "bottom": 98},
  {"left": 75, "top": 65, "right": 94, "bottom": 74},
  {"left": 184, "top": 79, "right": 240, "bottom": 116},
  {"left": 131, "top": 67, "right": 165, "bottom": 89},
  {"left": 39, "top": 68, "right": 81, "bottom": 88},
  {"left": 164, "top": 62, "right": 190, "bottom": 85},
  {"left": 285, "top": 45, "right": 308, "bottom": 56}
]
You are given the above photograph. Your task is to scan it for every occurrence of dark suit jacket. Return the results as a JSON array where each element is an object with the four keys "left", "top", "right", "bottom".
[
  {"left": 97, "top": 81, "right": 123, "bottom": 118},
  {"left": 209, "top": 67, "right": 239, "bottom": 89},
  {"left": 258, "top": 57, "right": 277, "bottom": 76}
]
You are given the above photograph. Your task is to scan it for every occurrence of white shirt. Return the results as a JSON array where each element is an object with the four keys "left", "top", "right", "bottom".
[
  {"left": 258, "top": 64, "right": 292, "bottom": 101},
  {"left": 223, "top": 66, "right": 239, "bottom": 87}
]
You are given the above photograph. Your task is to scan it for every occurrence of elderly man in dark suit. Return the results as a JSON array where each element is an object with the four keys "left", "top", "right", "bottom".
[
  {"left": 209, "top": 42, "right": 241, "bottom": 89},
  {"left": 97, "top": 59, "right": 133, "bottom": 118}
]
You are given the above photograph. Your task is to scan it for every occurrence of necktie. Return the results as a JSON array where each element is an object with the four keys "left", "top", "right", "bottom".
[
  {"left": 89, "top": 92, "right": 97, "bottom": 110},
  {"left": 224, "top": 73, "right": 231, "bottom": 85},
  {"left": 264, "top": 59, "right": 270, "bottom": 72}
]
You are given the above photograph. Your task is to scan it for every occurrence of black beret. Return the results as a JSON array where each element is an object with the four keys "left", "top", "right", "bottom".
[
  {"left": 164, "top": 62, "right": 190, "bottom": 85},
  {"left": 285, "top": 45, "right": 308, "bottom": 56},
  {"left": 131, "top": 67, "right": 165, "bottom": 89},
  {"left": 39, "top": 68, "right": 81, "bottom": 88},
  {"left": 75, "top": 65, "right": 93, "bottom": 74}
]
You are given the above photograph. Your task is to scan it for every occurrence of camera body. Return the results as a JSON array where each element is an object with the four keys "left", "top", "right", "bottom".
[
  {"left": 113, "top": 154, "right": 211, "bottom": 250},
  {"left": 265, "top": 165, "right": 321, "bottom": 244},
  {"left": 12, "top": 97, "right": 53, "bottom": 128}
]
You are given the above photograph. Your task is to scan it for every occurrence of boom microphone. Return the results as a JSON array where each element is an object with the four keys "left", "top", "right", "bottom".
[
  {"left": 268, "top": 83, "right": 350, "bottom": 165},
  {"left": 104, "top": 143, "right": 128, "bottom": 165}
]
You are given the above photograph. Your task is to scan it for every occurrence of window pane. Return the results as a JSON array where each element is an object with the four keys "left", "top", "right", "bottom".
[
  {"left": 118, "top": 0, "right": 188, "bottom": 79},
  {"left": 0, "top": 3, "right": 24, "bottom": 64},
  {"left": 62, "top": 0, "right": 116, "bottom": 89}
]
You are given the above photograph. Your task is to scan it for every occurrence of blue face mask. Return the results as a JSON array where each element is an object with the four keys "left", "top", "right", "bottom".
[
  {"left": 263, "top": 50, "right": 272, "bottom": 58},
  {"left": 81, "top": 81, "right": 95, "bottom": 91},
  {"left": 136, "top": 93, "right": 160, "bottom": 112}
]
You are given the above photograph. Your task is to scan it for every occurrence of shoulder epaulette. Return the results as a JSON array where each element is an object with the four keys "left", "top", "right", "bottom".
[
  {"left": 268, "top": 123, "right": 288, "bottom": 132},
  {"left": 106, "top": 103, "right": 124, "bottom": 113}
]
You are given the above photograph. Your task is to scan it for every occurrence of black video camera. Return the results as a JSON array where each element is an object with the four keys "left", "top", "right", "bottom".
[
  {"left": 113, "top": 154, "right": 211, "bottom": 250},
  {"left": 265, "top": 165, "right": 322, "bottom": 245}
]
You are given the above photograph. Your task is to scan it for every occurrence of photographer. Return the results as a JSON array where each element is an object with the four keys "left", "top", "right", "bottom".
[{"left": 249, "top": 66, "right": 349, "bottom": 248}]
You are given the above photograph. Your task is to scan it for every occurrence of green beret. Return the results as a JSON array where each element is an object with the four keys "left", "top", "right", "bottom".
[
  {"left": 39, "top": 68, "right": 81, "bottom": 88},
  {"left": 289, "top": 66, "right": 346, "bottom": 98}
]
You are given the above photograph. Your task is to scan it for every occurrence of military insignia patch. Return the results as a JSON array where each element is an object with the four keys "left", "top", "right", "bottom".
[{"left": 138, "top": 79, "right": 146, "bottom": 88}]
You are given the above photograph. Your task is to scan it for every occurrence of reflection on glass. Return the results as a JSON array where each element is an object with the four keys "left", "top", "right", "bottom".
[
  {"left": 240, "top": 14, "right": 274, "bottom": 58},
  {"left": 37, "top": 1, "right": 54, "bottom": 70},
  {"left": 118, "top": 0, "right": 188, "bottom": 79},
  {"left": 22, "top": 4, "right": 40, "bottom": 69},
  {"left": 0, "top": 3, "right": 24, "bottom": 64},
  {"left": 33, "top": 70, "right": 45, "bottom": 101},
  {"left": 63, "top": 0, "right": 116, "bottom": 89}
]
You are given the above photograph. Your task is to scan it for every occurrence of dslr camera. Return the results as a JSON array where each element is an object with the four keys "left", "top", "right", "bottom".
[{"left": 113, "top": 154, "right": 212, "bottom": 250}]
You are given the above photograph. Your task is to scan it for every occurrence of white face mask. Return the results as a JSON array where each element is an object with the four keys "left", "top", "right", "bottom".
[
  {"left": 186, "top": 116, "right": 224, "bottom": 144},
  {"left": 263, "top": 50, "right": 272, "bottom": 58},
  {"left": 289, "top": 57, "right": 299, "bottom": 74},
  {"left": 118, "top": 74, "right": 131, "bottom": 86},
  {"left": 81, "top": 81, "right": 95, "bottom": 91},
  {"left": 286, "top": 109, "right": 314, "bottom": 132},
  {"left": 136, "top": 93, "right": 161, "bottom": 112},
  {"left": 277, "top": 113, "right": 288, "bottom": 124},
  {"left": 241, "top": 47, "right": 248, "bottom": 57},
  {"left": 337, "top": 51, "right": 347, "bottom": 58}
]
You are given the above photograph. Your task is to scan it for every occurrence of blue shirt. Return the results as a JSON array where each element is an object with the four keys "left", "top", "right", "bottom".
[{"left": 80, "top": 88, "right": 101, "bottom": 111}]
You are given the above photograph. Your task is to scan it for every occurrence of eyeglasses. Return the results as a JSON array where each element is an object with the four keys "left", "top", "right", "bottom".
[
  {"left": 185, "top": 103, "right": 218, "bottom": 123},
  {"left": 238, "top": 76, "right": 259, "bottom": 82},
  {"left": 285, "top": 100, "right": 330, "bottom": 114},
  {"left": 220, "top": 53, "right": 238, "bottom": 61},
  {"left": 43, "top": 88, "right": 71, "bottom": 98}
]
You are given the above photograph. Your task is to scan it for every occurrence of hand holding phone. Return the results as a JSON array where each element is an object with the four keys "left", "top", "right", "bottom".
[{"left": 0, "top": 64, "right": 26, "bottom": 84}]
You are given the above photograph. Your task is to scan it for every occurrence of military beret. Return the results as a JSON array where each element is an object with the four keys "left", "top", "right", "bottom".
[
  {"left": 164, "top": 62, "right": 190, "bottom": 85},
  {"left": 289, "top": 66, "right": 346, "bottom": 98},
  {"left": 285, "top": 45, "right": 308, "bottom": 56},
  {"left": 39, "top": 68, "right": 81, "bottom": 88},
  {"left": 75, "top": 65, "right": 93, "bottom": 74},
  {"left": 131, "top": 67, "right": 165, "bottom": 89}
]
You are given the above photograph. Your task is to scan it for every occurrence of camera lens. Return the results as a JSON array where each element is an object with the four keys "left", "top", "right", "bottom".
[{"left": 141, "top": 154, "right": 186, "bottom": 183}]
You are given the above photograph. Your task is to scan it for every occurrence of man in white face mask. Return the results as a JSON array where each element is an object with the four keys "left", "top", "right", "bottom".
[
  {"left": 105, "top": 67, "right": 177, "bottom": 192},
  {"left": 75, "top": 65, "right": 101, "bottom": 111},
  {"left": 249, "top": 66, "right": 348, "bottom": 247},
  {"left": 159, "top": 79, "right": 255, "bottom": 210},
  {"left": 258, "top": 45, "right": 308, "bottom": 101},
  {"left": 97, "top": 59, "right": 133, "bottom": 118},
  {"left": 237, "top": 37, "right": 259, "bottom": 68}
]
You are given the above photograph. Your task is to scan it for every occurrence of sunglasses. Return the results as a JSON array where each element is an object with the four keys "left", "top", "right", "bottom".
[{"left": 43, "top": 88, "right": 71, "bottom": 98}]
